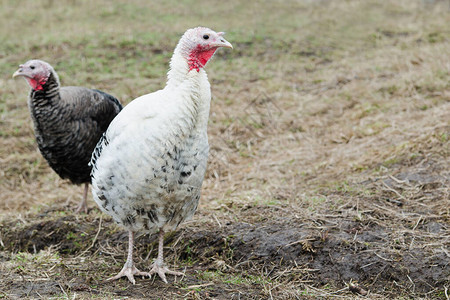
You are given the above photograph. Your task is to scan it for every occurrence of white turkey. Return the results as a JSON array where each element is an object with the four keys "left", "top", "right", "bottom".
[
  {"left": 13, "top": 60, "right": 122, "bottom": 213},
  {"left": 90, "top": 27, "right": 232, "bottom": 284}
]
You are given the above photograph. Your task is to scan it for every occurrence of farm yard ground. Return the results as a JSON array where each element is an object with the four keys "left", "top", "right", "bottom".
[{"left": 0, "top": 0, "right": 449, "bottom": 299}]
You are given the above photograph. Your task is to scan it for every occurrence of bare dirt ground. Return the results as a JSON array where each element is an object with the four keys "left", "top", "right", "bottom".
[{"left": 0, "top": 0, "right": 449, "bottom": 299}]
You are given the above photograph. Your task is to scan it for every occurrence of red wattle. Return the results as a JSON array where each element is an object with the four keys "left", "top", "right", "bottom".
[
  {"left": 188, "top": 46, "right": 218, "bottom": 72},
  {"left": 197, "top": 48, "right": 217, "bottom": 66},
  {"left": 26, "top": 78, "right": 45, "bottom": 91}
]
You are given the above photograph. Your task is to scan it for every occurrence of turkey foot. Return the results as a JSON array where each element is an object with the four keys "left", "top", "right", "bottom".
[
  {"left": 107, "top": 265, "right": 150, "bottom": 285},
  {"left": 150, "top": 229, "right": 184, "bottom": 283},
  {"left": 75, "top": 200, "right": 87, "bottom": 214},
  {"left": 107, "top": 231, "right": 149, "bottom": 284},
  {"left": 149, "top": 262, "right": 183, "bottom": 283}
]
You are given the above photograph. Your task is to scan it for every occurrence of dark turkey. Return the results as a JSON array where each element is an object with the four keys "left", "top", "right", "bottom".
[{"left": 13, "top": 59, "right": 122, "bottom": 213}]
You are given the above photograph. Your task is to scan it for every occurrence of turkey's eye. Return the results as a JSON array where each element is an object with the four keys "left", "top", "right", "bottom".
[
  {"left": 30, "top": 66, "right": 35, "bottom": 70},
  {"left": 202, "top": 34, "right": 210, "bottom": 40}
]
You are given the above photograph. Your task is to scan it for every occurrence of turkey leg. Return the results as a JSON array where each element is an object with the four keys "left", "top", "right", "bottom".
[
  {"left": 75, "top": 183, "right": 89, "bottom": 214},
  {"left": 107, "top": 231, "right": 150, "bottom": 284},
  {"left": 149, "top": 229, "right": 184, "bottom": 283}
]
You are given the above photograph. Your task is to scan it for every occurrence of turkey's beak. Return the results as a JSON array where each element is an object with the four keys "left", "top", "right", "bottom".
[
  {"left": 213, "top": 37, "right": 233, "bottom": 49},
  {"left": 12, "top": 67, "right": 25, "bottom": 78}
]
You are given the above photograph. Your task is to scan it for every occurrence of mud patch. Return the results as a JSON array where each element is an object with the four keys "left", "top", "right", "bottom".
[
  {"left": 1, "top": 208, "right": 448, "bottom": 299},
  {"left": 2, "top": 216, "right": 83, "bottom": 254}
]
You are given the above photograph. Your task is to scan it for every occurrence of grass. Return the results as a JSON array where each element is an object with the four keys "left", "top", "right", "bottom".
[{"left": 0, "top": 0, "right": 449, "bottom": 299}]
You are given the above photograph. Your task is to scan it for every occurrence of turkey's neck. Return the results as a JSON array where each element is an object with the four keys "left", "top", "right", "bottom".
[
  {"left": 166, "top": 50, "right": 211, "bottom": 133},
  {"left": 29, "top": 72, "right": 61, "bottom": 107},
  {"left": 166, "top": 48, "right": 196, "bottom": 88},
  {"left": 28, "top": 73, "right": 62, "bottom": 134}
]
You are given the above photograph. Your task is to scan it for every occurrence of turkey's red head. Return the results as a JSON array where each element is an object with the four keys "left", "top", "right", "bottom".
[
  {"left": 13, "top": 60, "right": 54, "bottom": 91},
  {"left": 181, "top": 27, "right": 233, "bottom": 72}
]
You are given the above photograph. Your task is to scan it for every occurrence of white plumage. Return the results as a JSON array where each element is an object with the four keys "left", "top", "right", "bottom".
[{"left": 90, "top": 27, "right": 232, "bottom": 284}]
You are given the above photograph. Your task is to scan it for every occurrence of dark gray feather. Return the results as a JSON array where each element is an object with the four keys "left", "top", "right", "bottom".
[{"left": 28, "top": 71, "right": 122, "bottom": 184}]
